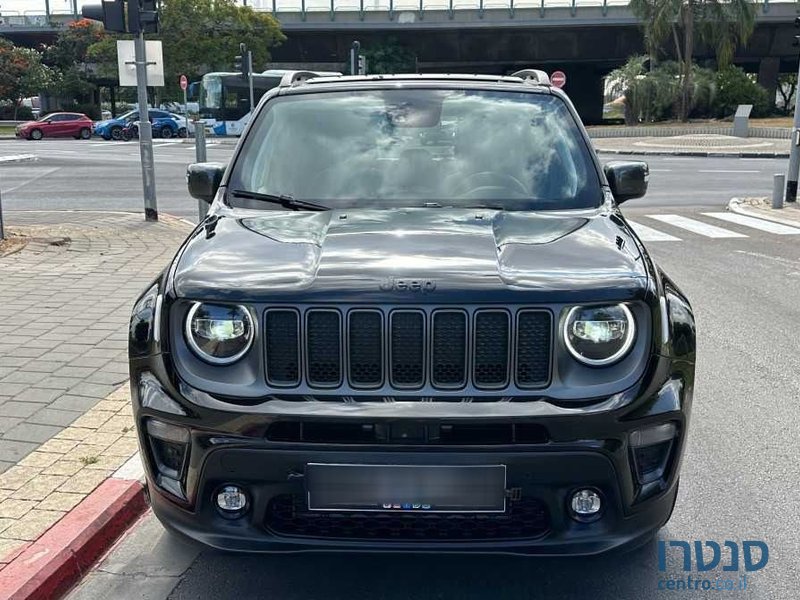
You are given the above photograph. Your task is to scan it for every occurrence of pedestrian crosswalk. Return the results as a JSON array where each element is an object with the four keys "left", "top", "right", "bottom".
[{"left": 626, "top": 212, "right": 800, "bottom": 243}]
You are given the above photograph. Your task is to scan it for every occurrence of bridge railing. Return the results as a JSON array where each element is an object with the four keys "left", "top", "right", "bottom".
[
  {"left": 252, "top": 0, "right": 781, "bottom": 18},
  {"left": 0, "top": 10, "right": 75, "bottom": 27}
]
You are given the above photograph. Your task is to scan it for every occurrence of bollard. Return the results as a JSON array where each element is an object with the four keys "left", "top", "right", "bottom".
[
  {"left": 194, "top": 122, "right": 208, "bottom": 222},
  {"left": 773, "top": 173, "right": 785, "bottom": 209}
]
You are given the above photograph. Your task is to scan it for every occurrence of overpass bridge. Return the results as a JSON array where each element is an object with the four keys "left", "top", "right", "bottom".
[{"left": 3, "top": 0, "right": 799, "bottom": 121}]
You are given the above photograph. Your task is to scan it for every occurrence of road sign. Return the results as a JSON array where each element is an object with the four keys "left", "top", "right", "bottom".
[
  {"left": 179, "top": 74, "right": 188, "bottom": 91},
  {"left": 551, "top": 70, "right": 567, "bottom": 89},
  {"left": 117, "top": 39, "right": 164, "bottom": 87}
]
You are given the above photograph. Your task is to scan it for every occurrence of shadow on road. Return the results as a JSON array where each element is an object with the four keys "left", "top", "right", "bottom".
[{"left": 170, "top": 537, "right": 665, "bottom": 600}]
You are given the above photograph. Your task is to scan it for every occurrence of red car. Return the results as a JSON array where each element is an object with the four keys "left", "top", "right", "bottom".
[{"left": 15, "top": 112, "right": 93, "bottom": 140}]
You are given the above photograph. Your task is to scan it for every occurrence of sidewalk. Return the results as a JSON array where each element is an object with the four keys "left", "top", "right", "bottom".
[
  {"left": 729, "top": 196, "right": 800, "bottom": 226},
  {"left": 592, "top": 134, "right": 790, "bottom": 158},
  {"left": 0, "top": 211, "right": 192, "bottom": 596}
]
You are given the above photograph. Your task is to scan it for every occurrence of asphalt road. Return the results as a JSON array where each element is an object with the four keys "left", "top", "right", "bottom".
[
  {"left": 4, "top": 138, "right": 796, "bottom": 599},
  {"left": 0, "top": 137, "right": 793, "bottom": 220}
]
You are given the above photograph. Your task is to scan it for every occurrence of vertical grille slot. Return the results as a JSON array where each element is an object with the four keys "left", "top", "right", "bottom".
[
  {"left": 390, "top": 311, "right": 425, "bottom": 388},
  {"left": 306, "top": 310, "right": 342, "bottom": 387},
  {"left": 264, "top": 309, "right": 300, "bottom": 386},
  {"left": 348, "top": 310, "right": 383, "bottom": 388},
  {"left": 473, "top": 310, "right": 510, "bottom": 389},
  {"left": 516, "top": 310, "right": 552, "bottom": 388},
  {"left": 431, "top": 310, "right": 467, "bottom": 389}
]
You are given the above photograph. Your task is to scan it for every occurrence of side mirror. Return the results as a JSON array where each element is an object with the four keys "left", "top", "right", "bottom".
[
  {"left": 604, "top": 161, "right": 649, "bottom": 204},
  {"left": 187, "top": 162, "right": 225, "bottom": 204}
]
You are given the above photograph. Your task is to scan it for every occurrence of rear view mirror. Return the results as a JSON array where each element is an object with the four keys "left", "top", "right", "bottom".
[
  {"left": 187, "top": 162, "right": 226, "bottom": 204},
  {"left": 604, "top": 161, "right": 649, "bottom": 204}
]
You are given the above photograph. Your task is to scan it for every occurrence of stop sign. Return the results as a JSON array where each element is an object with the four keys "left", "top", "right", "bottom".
[
  {"left": 179, "top": 75, "right": 188, "bottom": 91},
  {"left": 550, "top": 70, "right": 567, "bottom": 89}
]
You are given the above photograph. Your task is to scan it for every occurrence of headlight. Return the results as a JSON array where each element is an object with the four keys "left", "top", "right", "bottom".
[
  {"left": 563, "top": 304, "right": 635, "bottom": 366},
  {"left": 185, "top": 302, "right": 254, "bottom": 364}
]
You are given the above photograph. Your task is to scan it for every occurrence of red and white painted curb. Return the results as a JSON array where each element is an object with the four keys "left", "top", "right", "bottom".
[{"left": 0, "top": 454, "right": 147, "bottom": 600}]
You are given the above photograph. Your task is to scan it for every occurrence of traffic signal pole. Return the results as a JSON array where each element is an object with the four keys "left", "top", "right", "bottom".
[
  {"left": 134, "top": 31, "right": 158, "bottom": 221},
  {"left": 786, "top": 17, "right": 800, "bottom": 203},
  {"left": 248, "top": 50, "right": 255, "bottom": 115}
]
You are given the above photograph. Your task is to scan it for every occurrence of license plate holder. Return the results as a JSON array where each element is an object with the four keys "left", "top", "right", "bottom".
[{"left": 306, "top": 463, "right": 507, "bottom": 513}]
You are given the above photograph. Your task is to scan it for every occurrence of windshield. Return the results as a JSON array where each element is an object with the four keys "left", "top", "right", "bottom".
[
  {"left": 200, "top": 75, "right": 223, "bottom": 110},
  {"left": 229, "top": 89, "right": 602, "bottom": 211}
]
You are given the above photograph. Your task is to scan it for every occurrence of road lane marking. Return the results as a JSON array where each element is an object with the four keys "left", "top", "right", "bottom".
[
  {"left": 2, "top": 166, "right": 61, "bottom": 194},
  {"left": 646, "top": 214, "right": 748, "bottom": 238},
  {"left": 649, "top": 169, "right": 673, "bottom": 172},
  {"left": 703, "top": 212, "right": 800, "bottom": 235},
  {"left": 697, "top": 169, "right": 760, "bottom": 174},
  {"left": 734, "top": 250, "right": 800, "bottom": 267},
  {"left": 626, "top": 220, "right": 682, "bottom": 242}
]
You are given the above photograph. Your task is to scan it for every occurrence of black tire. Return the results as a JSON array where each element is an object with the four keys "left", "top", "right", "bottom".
[
  {"left": 79, "top": 128, "right": 91, "bottom": 140},
  {"left": 121, "top": 129, "right": 132, "bottom": 141},
  {"left": 160, "top": 127, "right": 173, "bottom": 139},
  {"left": 30, "top": 128, "right": 43, "bottom": 140},
  {"left": 177, "top": 127, "right": 188, "bottom": 138},
  {"left": 110, "top": 126, "right": 123, "bottom": 140}
]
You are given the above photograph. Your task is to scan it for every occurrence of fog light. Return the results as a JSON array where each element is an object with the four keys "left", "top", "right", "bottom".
[
  {"left": 216, "top": 485, "right": 248, "bottom": 513},
  {"left": 570, "top": 489, "right": 602, "bottom": 521}
]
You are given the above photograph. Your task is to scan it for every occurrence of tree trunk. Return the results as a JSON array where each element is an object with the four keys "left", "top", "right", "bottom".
[
  {"left": 672, "top": 24, "right": 683, "bottom": 65},
  {"left": 680, "top": 0, "right": 694, "bottom": 122}
]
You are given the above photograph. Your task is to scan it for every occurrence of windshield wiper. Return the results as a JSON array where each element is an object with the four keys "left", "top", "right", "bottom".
[{"left": 230, "top": 190, "right": 329, "bottom": 212}]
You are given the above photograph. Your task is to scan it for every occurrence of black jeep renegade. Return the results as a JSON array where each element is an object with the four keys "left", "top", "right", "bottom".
[{"left": 129, "top": 71, "right": 695, "bottom": 555}]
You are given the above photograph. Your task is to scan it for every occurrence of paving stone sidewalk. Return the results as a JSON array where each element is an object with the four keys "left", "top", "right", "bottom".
[
  {"left": 0, "top": 383, "right": 138, "bottom": 564},
  {"left": 0, "top": 211, "right": 192, "bottom": 474}
]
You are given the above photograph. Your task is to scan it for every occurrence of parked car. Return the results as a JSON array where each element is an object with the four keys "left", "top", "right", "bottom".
[
  {"left": 129, "top": 70, "right": 695, "bottom": 556},
  {"left": 170, "top": 113, "right": 194, "bottom": 138},
  {"left": 93, "top": 109, "right": 179, "bottom": 140},
  {"left": 15, "top": 112, "right": 93, "bottom": 140}
]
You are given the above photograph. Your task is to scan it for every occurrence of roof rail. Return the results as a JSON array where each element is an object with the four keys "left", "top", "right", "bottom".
[
  {"left": 278, "top": 70, "right": 342, "bottom": 88},
  {"left": 510, "top": 69, "right": 551, "bottom": 86}
]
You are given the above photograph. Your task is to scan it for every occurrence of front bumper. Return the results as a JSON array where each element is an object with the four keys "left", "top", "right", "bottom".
[{"left": 132, "top": 354, "right": 692, "bottom": 556}]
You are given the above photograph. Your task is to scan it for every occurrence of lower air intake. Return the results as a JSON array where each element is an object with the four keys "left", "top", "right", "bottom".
[{"left": 266, "top": 494, "right": 550, "bottom": 541}]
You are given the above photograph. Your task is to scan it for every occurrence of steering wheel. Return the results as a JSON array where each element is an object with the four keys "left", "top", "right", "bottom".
[{"left": 454, "top": 172, "right": 529, "bottom": 198}]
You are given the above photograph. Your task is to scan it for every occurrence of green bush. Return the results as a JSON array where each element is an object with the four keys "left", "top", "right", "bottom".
[
  {"left": 0, "top": 104, "right": 34, "bottom": 120},
  {"left": 712, "top": 66, "right": 770, "bottom": 118}
]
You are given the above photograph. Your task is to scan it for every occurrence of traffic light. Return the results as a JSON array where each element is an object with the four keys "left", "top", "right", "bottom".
[
  {"left": 81, "top": 0, "right": 126, "bottom": 33},
  {"left": 128, "top": 0, "right": 159, "bottom": 34}
]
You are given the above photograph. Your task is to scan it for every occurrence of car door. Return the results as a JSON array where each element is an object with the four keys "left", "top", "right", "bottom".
[
  {"left": 41, "top": 114, "right": 62, "bottom": 137},
  {"left": 62, "top": 114, "right": 81, "bottom": 137}
]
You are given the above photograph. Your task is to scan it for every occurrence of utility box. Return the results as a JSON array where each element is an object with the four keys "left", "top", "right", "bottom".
[{"left": 733, "top": 104, "right": 753, "bottom": 138}]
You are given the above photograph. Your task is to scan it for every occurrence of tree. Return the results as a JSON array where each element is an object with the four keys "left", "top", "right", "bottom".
[
  {"left": 0, "top": 38, "right": 56, "bottom": 118},
  {"left": 778, "top": 73, "right": 796, "bottom": 115},
  {"left": 42, "top": 19, "right": 110, "bottom": 106},
  {"left": 363, "top": 37, "right": 416, "bottom": 74},
  {"left": 158, "top": 0, "right": 285, "bottom": 98},
  {"left": 630, "top": 0, "right": 757, "bottom": 121}
]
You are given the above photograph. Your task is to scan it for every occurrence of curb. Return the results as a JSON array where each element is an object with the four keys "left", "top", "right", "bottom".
[
  {"left": 0, "top": 455, "right": 148, "bottom": 600},
  {"left": 727, "top": 197, "right": 800, "bottom": 228},
  {"left": 0, "top": 154, "right": 36, "bottom": 164},
  {"left": 596, "top": 148, "right": 790, "bottom": 159}
]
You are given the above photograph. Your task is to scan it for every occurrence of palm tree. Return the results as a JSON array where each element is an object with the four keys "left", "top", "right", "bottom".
[{"left": 630, "top": 0, "right": 757, "bottom": 121}]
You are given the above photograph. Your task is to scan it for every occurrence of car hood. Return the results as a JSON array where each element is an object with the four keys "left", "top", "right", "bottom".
[
  {"left": 170, "top": 207, "right": 650, "bottom": 303},
  {"left": 94, "top": 119, "right": 119, "bottom": 128},
  {"left": 17, "top": 121, "right": 37, "bottom": 129}
]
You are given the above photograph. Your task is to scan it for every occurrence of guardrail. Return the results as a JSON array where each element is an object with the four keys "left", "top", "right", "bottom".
[{"left": 254, "top": 0, "right": 780, "bottom": 17}]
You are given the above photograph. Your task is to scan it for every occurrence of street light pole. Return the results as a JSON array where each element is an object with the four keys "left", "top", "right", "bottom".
[{"left": 133, "top": 31, "right": 158, "bottom": 221}]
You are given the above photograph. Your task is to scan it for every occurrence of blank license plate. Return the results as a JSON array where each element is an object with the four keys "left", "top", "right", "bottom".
[{"left": 306, "top": 463, "right": 506, "bottom": 513}]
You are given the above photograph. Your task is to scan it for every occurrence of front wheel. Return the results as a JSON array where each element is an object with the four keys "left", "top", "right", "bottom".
[
  {"left": 177, "top": 127, "right": 188, "bottom": 138},
  {"left": 30, "top": 128, "right": 43, "bottom": 140},
  {"left": 110, "top": 126, "right": 123, "bottom": 141}
]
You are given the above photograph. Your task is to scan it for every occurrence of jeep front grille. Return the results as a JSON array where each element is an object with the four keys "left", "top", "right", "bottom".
[{"left": 263, "top": 307, "right": 552, "bottom": 393}]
